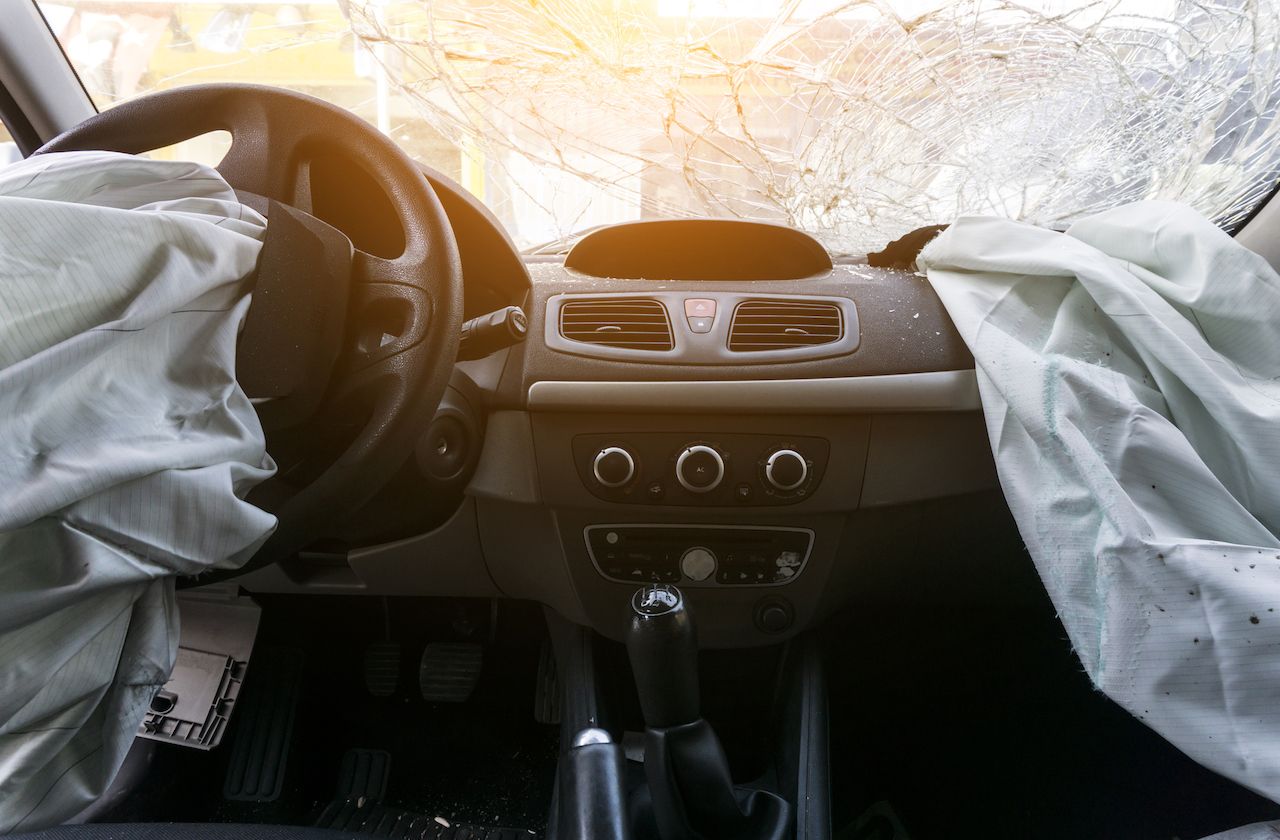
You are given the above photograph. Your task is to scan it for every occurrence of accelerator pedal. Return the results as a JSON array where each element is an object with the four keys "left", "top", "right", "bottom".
[
  {"left": 316, "top": 798, "right": 536, "bottom": 839},
  {"left": 418, "top": 642, "right": 483, "bottom": 702},
  {"left": 222, "top": 646, "right": 304, "bottom": 802}
]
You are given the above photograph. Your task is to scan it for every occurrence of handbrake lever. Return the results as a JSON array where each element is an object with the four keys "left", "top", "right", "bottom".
[{"left": 558, "top": 728, "right": 632, "bottom": 840}]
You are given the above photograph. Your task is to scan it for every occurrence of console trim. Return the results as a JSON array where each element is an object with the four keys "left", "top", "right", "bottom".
[
  {"left": 583, "top": 523, "right": 815, "bottom": 589},
  {"left": 529, "top": 369, "right": 979, "bottom": 414}
]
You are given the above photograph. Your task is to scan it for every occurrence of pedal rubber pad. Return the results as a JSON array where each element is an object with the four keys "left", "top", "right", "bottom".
[
  {"left": 364, "top": 641, "right": 401, "bottom": 698},
  {"left": 418, "top": 642, "right": 483, "bottom": 702},
  {"left": 223, "top": 647, "right": 304, "bottom": 801},
  {"left": 337, "top": 748, "right": 391, "bottom": 802}
]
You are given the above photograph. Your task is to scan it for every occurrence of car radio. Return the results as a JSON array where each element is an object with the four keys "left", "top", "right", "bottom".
[{"left": 584, "top": 524, "right": 814, "bottom": 587}]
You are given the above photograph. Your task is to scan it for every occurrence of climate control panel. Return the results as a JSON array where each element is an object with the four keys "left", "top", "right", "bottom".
[
  {"left": 572, "top": 432, "right": 829, "bottom": 506},
  {"left": 585, "top": 524, "right": 813, "bottom": 587}
]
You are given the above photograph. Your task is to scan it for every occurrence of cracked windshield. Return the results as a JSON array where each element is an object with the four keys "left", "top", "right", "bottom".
[{"left": 36, "top": 0, "right": 1280, "bottom": 255}]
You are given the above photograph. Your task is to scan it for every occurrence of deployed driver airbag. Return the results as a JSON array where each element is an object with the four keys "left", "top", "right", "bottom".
[
  {"left": 919, "top": 201, "right": 1280, "bottom": 805},
  {"left": 0, "top": 151, "right": 275, "bottom": 832}
]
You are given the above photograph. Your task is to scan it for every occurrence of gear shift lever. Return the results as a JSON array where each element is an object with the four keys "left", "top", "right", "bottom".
[
  {"left": 626, "top": 584, "right": 700, "bottom": 729},
  {"left": 625, "top": 584, "right": 788, "bottom": 840}
]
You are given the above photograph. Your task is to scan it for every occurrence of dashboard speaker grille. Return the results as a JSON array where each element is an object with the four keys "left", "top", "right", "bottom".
[
  {"left": 559, "top": 298, "right": 674, "bottom": 351},
  {"left": 728, "top": 299, "right": 843, "bottom": 352}
]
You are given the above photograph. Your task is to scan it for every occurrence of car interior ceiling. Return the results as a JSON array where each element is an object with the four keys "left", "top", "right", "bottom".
[{"left": 5, "top": 18, "right": 1280, "bottom": 840}]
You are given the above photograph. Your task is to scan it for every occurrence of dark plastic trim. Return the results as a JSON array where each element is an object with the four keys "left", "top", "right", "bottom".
[
  {"left": 0, "top": 81, "right": 42, "bottom": 155},
  {"left": 791, "top": 636, "right": 832, "bottom": 840},
  {"left": 565, "top": 219, "right": 833, "bottom": 280}
]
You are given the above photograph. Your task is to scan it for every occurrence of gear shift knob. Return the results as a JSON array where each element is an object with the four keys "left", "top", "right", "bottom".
[{"left": 626, "top": 584, "right": 701, "bottom": 729}]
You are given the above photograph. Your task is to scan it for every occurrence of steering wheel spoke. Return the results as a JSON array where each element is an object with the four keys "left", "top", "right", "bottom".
[
  {"left": 345, "top": 277, "right": 435, "bottom": 369},
  {"left": 216, "top": 131, "right": 288, "bottom": 201}
]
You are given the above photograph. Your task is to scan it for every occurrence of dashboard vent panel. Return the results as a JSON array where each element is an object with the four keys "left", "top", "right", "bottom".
[
  {"left": 559, "top": 298, "right": 674, "bottom": 351},
  {"left": 728, "top": 299, "right": 843, "bottom": 352}
]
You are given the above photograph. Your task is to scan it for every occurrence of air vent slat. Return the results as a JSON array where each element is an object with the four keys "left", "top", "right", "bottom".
[
  {"left": 562, "top": 310, "right": 668, "bottom": 316},
  {"left": 561, "top": 318, "right": 669, "bottom": 324},
  {"left": 728, "top": 299, "right": 844, "bottom": 353},
  {"left": 560, "top": 298, "right": 674, "bottom": 352},
  {"left": 735, "top": 326, "right": 839, "bottom": 331},
  {"left": 734, "top": 314, "right": 840, "bottom": 321},
  {"left": 561, "top": 322, "right": 669, "bottom": 329}
]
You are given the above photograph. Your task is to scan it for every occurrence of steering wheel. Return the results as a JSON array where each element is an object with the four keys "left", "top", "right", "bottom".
[{"left": 36, "top": 84, "right": 464, "bottom": 578}]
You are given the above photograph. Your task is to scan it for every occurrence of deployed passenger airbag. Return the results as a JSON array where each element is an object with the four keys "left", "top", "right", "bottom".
[{"left": 919, "top": 201, "right": 1280, "bottom": 804}]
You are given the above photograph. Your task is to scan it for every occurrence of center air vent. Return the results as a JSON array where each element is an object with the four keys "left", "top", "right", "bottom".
[
  {"left": 559, "top": 298, "right": 674, "bottom": 351},
  {"left": 728, "top": 299, "right": 843, "bottom": 352}
]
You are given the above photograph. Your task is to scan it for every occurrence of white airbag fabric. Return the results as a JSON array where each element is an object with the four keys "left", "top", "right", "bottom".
[
  {"left": 919, "top": 201, "right": 1280, "bottom": 804},
  {"left": 0, "top": 151, "right": 275, "bottom": 832}
]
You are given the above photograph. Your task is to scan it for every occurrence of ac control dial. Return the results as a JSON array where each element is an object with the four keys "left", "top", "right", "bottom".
[
  {"left": 593, "top": 446, "right": 636, "bottom": 488},
  {"left": 764, "top": 448, "right": 808, "bottom": 492},
  {"left": 675, "top": 444, "right": 725, "bottom": 493}
]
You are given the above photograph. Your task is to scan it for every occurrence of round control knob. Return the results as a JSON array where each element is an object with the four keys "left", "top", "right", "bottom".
[
  {"left": 680, "top": 547, "right": 717, "bottom": 582},
  {"left": 765, "top": 448, "right": 808, "bottom": 492},
  {"left": 593, "top": 446, "right": 636, "bottom": 488},
  {"left": 675, "top": 445, "right": 725, "bottom": 493},
  {"left": 754, "top": 598, "right": 794, "bottom": 634}
]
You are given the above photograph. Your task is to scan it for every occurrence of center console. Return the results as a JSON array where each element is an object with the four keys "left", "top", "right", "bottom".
[
  {"left": 517, "top": 408, "right": 877, "bottom": 647},
  {"left": 489, "top": 218, "right": 990, "bottom": 652},
  {"left": 547, "top": 584, "right": 830, "bottom": 840}
]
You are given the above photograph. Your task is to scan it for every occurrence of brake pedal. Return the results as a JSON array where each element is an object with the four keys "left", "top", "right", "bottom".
[{"left": 418, "top": 642, "right": 483, "bottom": 702}]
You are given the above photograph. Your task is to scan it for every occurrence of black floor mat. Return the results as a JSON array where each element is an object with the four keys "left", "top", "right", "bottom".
[
  {"left": 825, "top": 602, "right": 1280, "bottom": 840},
  {"left": 315, "top": 798, "right": 536, "bottom": 839},
  {"left": 223, "top": 647, "right": 305, "bottom": 802},
  {"left": 336, "top": 749, "right": 390, "bottom": 802}
]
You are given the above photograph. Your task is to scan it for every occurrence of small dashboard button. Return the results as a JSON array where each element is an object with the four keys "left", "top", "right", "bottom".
[
  {"left": 687, "top": 316, "right": 714, "bottom": 334},
  {"left": 684, "top": 298, "right": 717, "bottom": 318}
]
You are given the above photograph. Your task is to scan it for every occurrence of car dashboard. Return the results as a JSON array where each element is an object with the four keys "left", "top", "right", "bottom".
[{"left": 236, "top": 169, "right": 1003, "bottom": 648}]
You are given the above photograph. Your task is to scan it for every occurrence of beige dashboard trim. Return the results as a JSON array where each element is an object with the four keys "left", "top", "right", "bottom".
[{"left": 527, "top": 369, "right": 980, "bottom": 414}]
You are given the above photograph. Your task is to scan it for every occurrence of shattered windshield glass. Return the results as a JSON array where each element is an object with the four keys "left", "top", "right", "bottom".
[{"left": 39, "top": 0, "right": 1280, "bottom": 256}]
